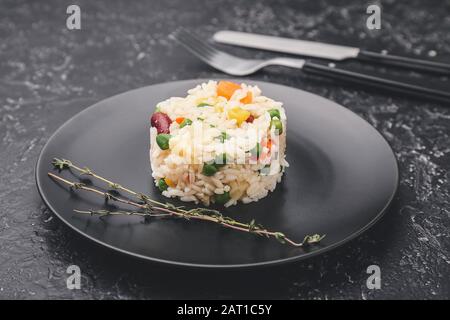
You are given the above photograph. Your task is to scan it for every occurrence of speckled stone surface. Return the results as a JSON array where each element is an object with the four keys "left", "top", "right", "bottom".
[{"left": 0, "top": 0, "right": 449, "bottom": 299}]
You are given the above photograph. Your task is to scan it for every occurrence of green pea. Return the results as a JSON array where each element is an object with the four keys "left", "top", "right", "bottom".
[
  {"left": 268, "top": 109, "right": 281, "bottom": 119},
  {"left": 214, "top": 191, "right": 231, "bottom": 205},
  {"left": 158, "top": 178, "right": 168, "bottom": 191},
  {"left": 202, "top": 163, "right": 218, "bottom": 176},
  {"left": 179, "top": 118, "right": 192, "bottom": 128},
  {"left": 156, "top": 134, "right": 171, "bottom": 150},
  {"left": 215, "top": 153, "right": 227, "bottom": 167},
  {"left": 271, "top": 119, "right": 283, "bottom": 135},
  {"left": 197, "top": 103, "right": 211, "bottom": 107}
]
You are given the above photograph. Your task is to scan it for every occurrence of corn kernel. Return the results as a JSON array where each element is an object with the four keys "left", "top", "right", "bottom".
[{"left": 227, "top": 107, "right": 250, "bottom": 125}]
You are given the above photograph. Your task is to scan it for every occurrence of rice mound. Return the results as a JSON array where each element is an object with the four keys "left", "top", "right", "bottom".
[{"left": 149, "top": 80, "right": 288, "bottom": 207}]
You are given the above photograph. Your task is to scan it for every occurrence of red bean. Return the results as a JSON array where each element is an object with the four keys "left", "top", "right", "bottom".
[
  {"left": 150, "top": 112, "right": 172, "bottom": 134},
  {"left": 246, "top": 115, "right": 255, "bottom": 123}
]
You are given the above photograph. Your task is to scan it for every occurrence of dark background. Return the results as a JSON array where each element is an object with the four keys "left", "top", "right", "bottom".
[{"left": 0, "top": 0, "right": 449, "bottom": 299}]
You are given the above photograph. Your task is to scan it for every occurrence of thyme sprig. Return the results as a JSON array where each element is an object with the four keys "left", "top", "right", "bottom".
[
  {"left": 49, "top": 158, "right": 325, "bottom": 247},
  {"left": 52, "top": 158, "right": 165, "bottom": 207},
  {"left": 73, "top": 209, "right": 171, "bottom": 218}
]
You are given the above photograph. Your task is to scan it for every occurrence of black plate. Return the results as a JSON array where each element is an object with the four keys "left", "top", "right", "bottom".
[{"left": 36, "top": 79, "right": 398, "bottom": 268}]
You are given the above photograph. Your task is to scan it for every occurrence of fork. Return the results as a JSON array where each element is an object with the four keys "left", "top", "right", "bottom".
[{"left": 170, "top": 29, "right": 450, "bottom": 104}]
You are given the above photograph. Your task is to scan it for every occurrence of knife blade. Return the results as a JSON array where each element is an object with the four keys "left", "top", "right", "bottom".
[
  {"left": 213, "top": 30, "right": 450, "bottom": 75},
  {"left": 213, "top": 30, "right": 360, "bottom": 61}
]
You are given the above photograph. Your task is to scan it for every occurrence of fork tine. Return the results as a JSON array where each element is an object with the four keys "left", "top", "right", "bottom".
[
  {"left": 171, "top": 29, "right": 229, "bottom": 63},
  {"left": 179, "top": 30, "right": 222, "bottom": 57},
  {"left": 171, "top": 33, "right": 215, "bottom": 64},
  {"left": 172, "top": 29, "right": 220, "bottom": 57},
  {"left": 170, "top": 30, "right": 211, "bottom": 62},
  {"left": 170, "top": 28, "right": 255, "bottom": 76}
]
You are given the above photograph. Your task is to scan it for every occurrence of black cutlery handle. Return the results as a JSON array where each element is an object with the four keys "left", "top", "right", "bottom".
[
  {"left": 302, "top": 61, "right": 450, "bottom": 104},
  {"left": 357, "top": 50, "right": 450, "bottom": 75}
]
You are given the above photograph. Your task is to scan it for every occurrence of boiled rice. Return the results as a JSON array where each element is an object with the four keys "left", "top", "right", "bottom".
[{"left": 149, "top": 80, "right": 288, "bottom": 207}]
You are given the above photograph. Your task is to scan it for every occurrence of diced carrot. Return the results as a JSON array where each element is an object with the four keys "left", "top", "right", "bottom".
[
  {"left": 164, "top": 178, "right": 176, "bottom": 187},
  {"left": 240, "top": 91, "right": 252, "bottom": 104},
  {"left": 175, "top": 117, "right": 185, "bottom": 124},
  {"left": 266, "top": 139, "right": 272, "bottom": 151},
  {"left": 258, "top": 139, "right": 272, "bottom": 163},
  {"left": 217, "top": 81, "right": 241, "bottom": 100}
]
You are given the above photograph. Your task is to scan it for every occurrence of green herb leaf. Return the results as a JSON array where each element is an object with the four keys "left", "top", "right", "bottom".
[
  {"left": 158, "top": 178, "right": 169, "bottom": 191},
  {"left": 82, "top": 167, "right": 93, "bottom": 176},
  {"left": 108, "top": 182, "right": 121, "bottom": 189},
  {"left": 214, "top": 191, "right": 231, "bottom": 205},
  {"left": 52, "top": 158, "right": 72, "bottom": 171},
  {"left": 202, "top": 163, "right": 218, "bottom": 176},
  {"left": 179, "top": 118, "right": 193, "bottom": 128},
  {"left": 248, "top": 219, "right": 256, "bottom": 232},
  {"left": 71, "top": 182, "right": 85, "bottom": 190},
  {"left": 217, "top": 132, "right": 230, "bottom": 143},
  {"left": 303, "top": 234, "right": 326, "bottom": 245},
  {"left": 274, "top": 232, "right": 286, "bottom": 244}
]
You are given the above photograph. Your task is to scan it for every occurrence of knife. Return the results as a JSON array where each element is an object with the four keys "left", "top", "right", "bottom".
[{"left": 213, "top": 30, "right": 450, "bottom": 75}]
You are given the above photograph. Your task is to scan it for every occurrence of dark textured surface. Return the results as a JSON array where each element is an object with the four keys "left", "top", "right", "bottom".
[{"left": 0, "top": 0, "right": 449, "bottom": 299}]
